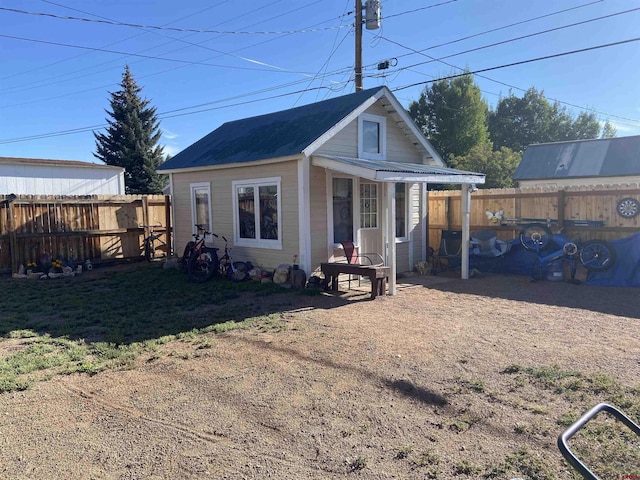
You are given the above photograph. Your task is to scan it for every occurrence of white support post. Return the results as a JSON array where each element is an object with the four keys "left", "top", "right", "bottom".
[
  {"left": 461, "top": 184, "right": 471, "bottom": 279},
  {"left": 298, "top": 157, "right": 312, "bottom": 274},
  {"left": 386, "top": 182, "right": 397, "bottom": 295}
]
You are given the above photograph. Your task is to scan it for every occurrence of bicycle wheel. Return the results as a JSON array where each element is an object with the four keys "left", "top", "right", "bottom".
[
  {"left": 144, "top": 239, "right": 156, "bottom": 262},
  {"left": 187, "top": 250, "right": 218, "bottom": 283},
  {"left": 231, "top": 261, "right": 249, "bottom": 282},
  {"left": 579, "top": 240, "right": 616, "bottom": 272},
  {"left": 519, "top": 224, "right": 552, "bottom": 252},
  {"left": 180, "top": 242, "right": 195, "bottom": 272}
]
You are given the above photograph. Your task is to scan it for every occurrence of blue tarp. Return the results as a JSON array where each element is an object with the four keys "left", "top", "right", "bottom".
[
  {"left": 584, "top": 232, "right": 640, "bottom": 287},
  {"left": 471, "top": 232, "right": 640, "bottom": 287}
]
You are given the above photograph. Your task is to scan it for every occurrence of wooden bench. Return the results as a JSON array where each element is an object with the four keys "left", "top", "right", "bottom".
[{"left": 320, "top": 262, "right": 390, "bottom": 299}]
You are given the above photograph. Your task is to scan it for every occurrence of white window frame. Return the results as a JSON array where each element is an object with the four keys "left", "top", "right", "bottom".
[
  {"left": 232, "top": 177, "right": 282, "bottom": 250},
  {"left": 358, "top": 113, "right": 387, "bottom": 160},
  {"left": 395, "top": 182, "right": 410, "bottom": 242},
  {"left": 190, "top": 182, "right": 212, "bottom": 237}
]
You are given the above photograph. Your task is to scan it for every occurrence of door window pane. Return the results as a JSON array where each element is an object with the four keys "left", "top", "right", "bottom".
[
  {"left": 333, "top": 178, "right": 353, "bottom": 243},
  {"left": 360, "top": 183, "right": 378, "bottom": 229}
]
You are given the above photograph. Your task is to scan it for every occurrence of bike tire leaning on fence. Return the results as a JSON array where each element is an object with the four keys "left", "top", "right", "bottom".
[
  {"left": 180, "top": 241, "right": 195, "bottom": 273},
  {"left": 187, "top": 248, "right": 219, "bottom": 283},
  {"left": 144, "top": 238, "right": 156, "bottom": 262}
]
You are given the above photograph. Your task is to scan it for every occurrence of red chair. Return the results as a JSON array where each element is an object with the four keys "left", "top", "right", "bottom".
[{"left": 339, "top": 241, "right": 384, "bottom": 288}]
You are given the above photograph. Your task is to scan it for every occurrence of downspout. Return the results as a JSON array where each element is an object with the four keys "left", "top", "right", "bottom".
[
  {"left": 461, "top": 183, "right": 471, "bottom": 279},
  {"left": 298, "top": 156, "right": 312, "bottom": 274}
]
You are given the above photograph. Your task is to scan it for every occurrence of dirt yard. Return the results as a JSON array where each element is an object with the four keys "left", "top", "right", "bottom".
[{"left": 0, "top": 272, "right": 638, "bottom": 479}]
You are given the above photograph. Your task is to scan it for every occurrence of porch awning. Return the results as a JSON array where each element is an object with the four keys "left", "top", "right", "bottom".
[{"left": 312, "top": 155, "right": 485, "bottom": 184}]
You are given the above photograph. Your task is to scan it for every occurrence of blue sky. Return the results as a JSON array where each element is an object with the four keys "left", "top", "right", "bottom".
[{"left": 1, "top": 0, "right": 639, "bottom": 162}]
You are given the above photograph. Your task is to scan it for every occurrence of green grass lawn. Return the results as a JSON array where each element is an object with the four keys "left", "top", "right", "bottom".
[{"left": 0, "top": 263, "right": 290, "bottom": 392}]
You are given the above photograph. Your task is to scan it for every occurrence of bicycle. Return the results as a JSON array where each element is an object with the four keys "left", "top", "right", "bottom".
[
  {"left": 558, "top": 403, "right": 640, "bottom": 479},
  {"left": 183, "top": 225, "right": 220, "bottom": 283},
  {"left": 217, "top": 235, "right": 251, "bottom": 282},
  {"left": 141, "top": 224, "right": 166, "bottom": 262},
  {"left": 519, "top": 223, "right": 616, "bottom": 281}
]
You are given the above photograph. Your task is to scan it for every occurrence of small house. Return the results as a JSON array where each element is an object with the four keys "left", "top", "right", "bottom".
[{"left": 158, "top": 86, "right": 484, "bottom": 292}]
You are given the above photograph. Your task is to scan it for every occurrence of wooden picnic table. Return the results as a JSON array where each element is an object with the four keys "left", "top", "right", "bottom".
[{"left": 320, "top": 262, "right": 390, "bottom": 299}]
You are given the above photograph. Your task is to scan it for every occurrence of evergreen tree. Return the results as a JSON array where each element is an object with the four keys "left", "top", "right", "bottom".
[
  {"left": 94, "top": 66, "right": 167, "bottom": 194},
  {"left": 409, "top": 72, "right": 490, "bottom": 165}
]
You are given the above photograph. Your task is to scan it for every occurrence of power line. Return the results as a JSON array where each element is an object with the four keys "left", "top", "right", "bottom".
[
  {"left": 391, "top": 0, "right": 604, "bottom": 60},
  {"left": 382, "top": 6, "right": 640, "bottom": 75},
  {"left": 392, "top": 35, "right": 640, "bottom": 93},
  {"left": 380, "top": 0, "right": 460, "bottom": 20},
  {"left": 0, "top": 0, "right": 234, "bottom": 84},
  {"left": 5, "top": 35, "right": 640, "bottom": 146},
  {"left": 0, "top": 33, "right": 315, "bottom": 74},
  {"left": 0, "top": 0, "right": 340, "bottom": 100},
  {"left": 381, "top": 37, "right": 640, "bottom": 126},
  {"left": 0, "top": 6, "right": 349, "bottom": 35}
]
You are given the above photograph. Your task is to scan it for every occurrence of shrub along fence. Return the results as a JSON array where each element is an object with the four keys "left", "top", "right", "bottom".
[
  {"left": 0, "top": 194, "right": 171, "bottom": 274},
  {"left": 427, "top": 183, "right": 640, "bottom": 249}
]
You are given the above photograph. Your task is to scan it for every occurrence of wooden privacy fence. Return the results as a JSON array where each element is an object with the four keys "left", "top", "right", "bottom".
[
  {"left": 427, "top": 184, "right": 640, "bottom": 249},
  {"left": 0, "top": 194, "right": 171, "bottom": 274}
]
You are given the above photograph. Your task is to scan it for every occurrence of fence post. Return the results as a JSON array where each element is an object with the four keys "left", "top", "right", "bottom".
[
  {"left": 558, "top": 189, "right": 565, "bottom": 229},
  {"left": 7, "top": 201, "right": 18, "bottom": 274},
  {"left": 446, "top": 195, "right": 452, "bottom": 230}
]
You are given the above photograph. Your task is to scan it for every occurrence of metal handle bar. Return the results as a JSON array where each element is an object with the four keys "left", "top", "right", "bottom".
[{"left": 557, "top": 403, "right": 640, "bottom": 479}]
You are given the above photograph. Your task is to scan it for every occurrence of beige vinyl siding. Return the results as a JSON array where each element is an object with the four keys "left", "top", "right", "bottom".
[
  {"left": 172, "top": 160, "right": 299, "bottom": 270},
  {"left": 309, "top": 164, "right": 329, "bottom": 272},
  {"left": 315, "top": 100, "right": 423, "bottom": 164},
  {"left": 396, "top": 242, "right": 409, "bottom": 272}
]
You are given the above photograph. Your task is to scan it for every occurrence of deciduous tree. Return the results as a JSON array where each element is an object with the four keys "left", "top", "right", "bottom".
[
  {"left": 409, "top": 72, "right": 489, "bottom": 165},
  {"left": 450, "top": 143, "right": 521, "bottom": 189}
]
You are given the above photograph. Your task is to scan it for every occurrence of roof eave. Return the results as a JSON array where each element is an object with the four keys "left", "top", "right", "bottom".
[{"left": 156, "top": 153, "right": 303, "bottom": 174}]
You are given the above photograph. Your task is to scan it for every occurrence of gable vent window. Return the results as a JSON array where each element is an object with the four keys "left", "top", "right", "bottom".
[{"left": 358, "top": 113, "right": 386, "bottom": 160}]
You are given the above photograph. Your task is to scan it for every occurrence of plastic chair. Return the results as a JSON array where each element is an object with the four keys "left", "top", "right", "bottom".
[
  {"left": 434, "top": 230, "right": 463, "bottom": 272},
  {"left": 470, "top": 229, "right": 511, "bottom": 272}
]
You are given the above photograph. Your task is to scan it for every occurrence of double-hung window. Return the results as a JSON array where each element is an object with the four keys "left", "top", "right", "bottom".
[
  {"left": 233, "top": 177, "right": 281, "bottom": 249},
  {"left": 358, "top": 113, "right": 386, "bottom": 160}
]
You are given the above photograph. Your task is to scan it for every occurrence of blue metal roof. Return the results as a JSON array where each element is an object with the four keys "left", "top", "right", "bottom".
[
  {"left": 159, "top": 87, "right": 386, "bottom": 171},
  {"left": 514, "top": 135, "right": 640, "bottom": 180}
]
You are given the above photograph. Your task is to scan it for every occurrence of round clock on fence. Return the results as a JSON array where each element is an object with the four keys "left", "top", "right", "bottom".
[{"left": 616, "top": 197, "right": 640, "bottom": 218}]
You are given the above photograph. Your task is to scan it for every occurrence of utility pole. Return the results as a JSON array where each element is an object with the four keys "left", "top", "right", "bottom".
[
  {"left": 355, "top": 0, "right": 381, "bottom": 92},
  {"left": 355, "top": 1, "right": 363, "bottom": 92}
]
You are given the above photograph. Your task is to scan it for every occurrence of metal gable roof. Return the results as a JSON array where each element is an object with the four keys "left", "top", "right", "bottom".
[
  {"left": 313, "top": 155, "right": 485, "bottom": 184},
  {"left": 158, "top": 87, "right": 386, "bottom": 171},
  {"left": 514, "top": 135, "right": 640, "bottom": 180}
]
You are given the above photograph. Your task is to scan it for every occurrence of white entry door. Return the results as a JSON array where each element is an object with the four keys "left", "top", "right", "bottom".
[{"left": 358, "top": 181, "right": 383, "bottom": 262}]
